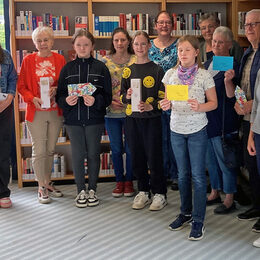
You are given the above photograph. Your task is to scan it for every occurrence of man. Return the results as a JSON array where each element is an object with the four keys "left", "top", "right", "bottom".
[{"left": 234, "top": 9, "right": 260, "bottom": 235}]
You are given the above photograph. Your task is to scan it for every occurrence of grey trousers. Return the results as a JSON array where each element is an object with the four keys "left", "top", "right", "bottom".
[{"left": 66, "top": 123, "right": 104, "bottom": 193}]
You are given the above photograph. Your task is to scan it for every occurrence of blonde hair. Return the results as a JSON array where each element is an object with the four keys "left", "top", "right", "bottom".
[
  {"left": 32, "top": 26, "right": 54, "bottom": 43},
  {"left": 175, "top": 35, "right": 203, "bottom": 69}
]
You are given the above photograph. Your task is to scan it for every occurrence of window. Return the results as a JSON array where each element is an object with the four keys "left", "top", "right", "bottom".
[{"left": 0, "top": 0, "right": 5, "bottom": 48}]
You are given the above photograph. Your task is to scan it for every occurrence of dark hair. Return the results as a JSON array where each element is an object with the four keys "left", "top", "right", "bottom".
[
  {"left": 0, "top": 45, "right": 4, "bottom": 64},
  {"left": 72, "top": 29, "right": 95, "bottom": 45},
  {"left": 109, "top": 27, "right": 134, "bottom": 55},
  {"left": 132, "top": 30, "right": 150, "bottom": 44},
  {"left": 198, "top": 13, "right": 220, "bottom": 26},
  {"left": 155, "top": 10, "right": 173, "bottom": 25}
]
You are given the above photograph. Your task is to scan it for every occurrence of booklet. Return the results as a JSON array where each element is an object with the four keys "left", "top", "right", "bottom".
[
  {"left": 40, "top": 77, "right": 50, "bottom": 109},
  {"left": 235, "top": 86, "right": 247, "bottom": 107},
  {"left": 68, "top": 83, "right": 97, "bottom": 96}
]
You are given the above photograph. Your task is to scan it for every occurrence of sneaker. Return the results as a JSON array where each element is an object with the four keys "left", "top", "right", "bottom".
[
  {"left": 253, "top": 237, "right": 260, "bottom": 248},
  {"left": 47, "top": 182, "right": 63, "bottom": 197},
  {"left": 252, "top": 218, "right": 260, "bottom": 233},
  {"left": 168, "top": 214, "right": 192, "bottom": 231},
  {"left": 188, "top": 221, "right": 205, "bottom": 241},
  {"left": 75, "top": 190, "right": 88, "bottom": 208},
  {"left": 87, "top": 189, "right": 99, "bottom": 207},
  {"left": 237, "top": 208, "right": 260, "bottom": 221},
  {"left": 0, "top": 197, "right": 12, "bottom": 208},
  {"left": 38, "top": 186, "right": 51, "bottom": 204},
  {"left": 149, "top": 194, "right": 167, "bottom": 211},
  {"left": 124, "top": 181, "right": 135, "bottom": 197},
  {"left": 112, "top": 182, "right": 124, "bottom": 198},
  {"left": 132, "top": 191, "right": 150, "bottom": 210}
]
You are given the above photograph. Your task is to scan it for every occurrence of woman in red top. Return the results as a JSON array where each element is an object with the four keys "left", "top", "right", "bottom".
[{"left": 18, "top": 26, "right": 66, "bottom": 204}]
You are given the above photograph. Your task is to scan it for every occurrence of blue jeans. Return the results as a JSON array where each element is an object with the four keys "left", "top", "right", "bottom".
[
  {"left": 161, "top": 110, "right": 178, "bottom": 180},
  {"left": 206, "top": 136, "right": 237, "bottom": 194},
  {"left": 171, "top": 127, "right": 208, "bottom": 223},
  {"left": 105, "top": 117, "right": 132, "bottom": 182}
]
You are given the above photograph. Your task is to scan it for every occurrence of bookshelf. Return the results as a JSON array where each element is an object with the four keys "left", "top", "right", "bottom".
[{"left": 10, "top": 0, "right": 258, "bottom": 187}]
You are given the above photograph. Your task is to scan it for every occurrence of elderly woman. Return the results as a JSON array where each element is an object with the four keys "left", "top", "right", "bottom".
[
  {"left": 199, "top": 13, "right": 243, "bottom": 63},
  {"left": 0, "top": 45, "right": 17, "bottom": 208},
  {"left": 204, "top": 26, "right": 240, "bottom": 214},
  {"left": 18, "top": 26, "right": 66, "bottom": 204}
]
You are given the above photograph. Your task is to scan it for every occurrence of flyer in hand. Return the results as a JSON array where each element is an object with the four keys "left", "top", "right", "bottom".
[{"left": 68, "top": 83, "right": 97, "bottom": 96}]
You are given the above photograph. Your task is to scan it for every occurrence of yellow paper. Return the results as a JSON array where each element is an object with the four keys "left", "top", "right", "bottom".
[{"left": 166, "top": 84, "right": 188, "bottom": 101}]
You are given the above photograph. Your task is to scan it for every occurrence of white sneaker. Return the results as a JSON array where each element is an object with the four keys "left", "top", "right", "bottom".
[
  {"left": 87, "top": 189, "right": 99, "bottom": 207},
  {"left": 75, "top": 190, "right": 88, "bottom": 208},
  {"left": 38, "top": 186, "right": 51, "bottom": 204},
  {"left": 253, "top": 237, "right": 260, "bottom": 248},
  {"left": 149, "top": 194, "right": 167, "bottom": 211},
  {"left": 132, "top": 191, "right": 150, "bottom": 210}
]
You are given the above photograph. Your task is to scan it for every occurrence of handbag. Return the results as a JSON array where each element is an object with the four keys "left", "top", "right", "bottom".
[{"left": 221, "top": 94, "right": 243, "bottom": 169}]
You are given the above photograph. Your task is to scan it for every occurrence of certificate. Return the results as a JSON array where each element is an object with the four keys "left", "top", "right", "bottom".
[
  {"left": 213, "top": 56, "right": 233, "bottom": 71},
  {"left": 166, "top": 84, "right": 188, "bottom": 101}
]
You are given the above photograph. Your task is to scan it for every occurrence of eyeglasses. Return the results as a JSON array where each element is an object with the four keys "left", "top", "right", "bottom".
[
  {"left": 244, "top": 22, "right": 260, "bottom": 29},
  {"left": 200, "top": 25, "right": 216, "bottom": 31},
  {"left": 156, "top": 20, "right": 172, "bottom": 26},
  {"left": 212, "top": 39, "right": 227, "bottom": 45}
]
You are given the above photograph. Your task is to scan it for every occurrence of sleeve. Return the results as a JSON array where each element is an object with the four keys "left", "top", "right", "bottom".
[
  {"left": 251, "top": 70, "right": 260, "bottom": 123},
  {"left": 6, "top": 53, "right": 17, "bottom": 95},
  {"left": 92, "top": 64, "right": 112, "bottom": 111},
  {"left": 120, "top": 67, "right": 131, "bottom": 104},
  {"left": 17, "top": 56, "right": 35, "bottom": 103},
  {"left": 203, "top": 70, "right": 215, "bottom": 91}
]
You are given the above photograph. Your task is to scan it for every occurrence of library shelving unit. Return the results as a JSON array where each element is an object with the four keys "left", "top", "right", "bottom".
[{"left": 10, "top": 0, "right": 258, "bottom": 187}]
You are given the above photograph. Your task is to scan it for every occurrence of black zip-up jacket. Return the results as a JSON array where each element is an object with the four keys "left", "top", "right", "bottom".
[{"left": 56, "top": 56, "right": 112, "bottom": 126}]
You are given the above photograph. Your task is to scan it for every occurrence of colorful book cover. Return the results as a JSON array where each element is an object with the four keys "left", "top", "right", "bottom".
[
  {"left": 235, "top": 86, "right": 247, "bottom": 107},
  {"left": 68, "top": 83, "right": 97, "bottom": 96}
]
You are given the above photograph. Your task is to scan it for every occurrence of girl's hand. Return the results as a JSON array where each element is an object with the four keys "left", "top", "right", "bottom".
[
  {"left": 111, "top": 100, "right": 124, "bottom": 110},
  {"left": 83, "top": 95, "right": 95, "bottom": 106},
  {"left": 188, "top": 99, "right": 200, "bottom": 111},
  {"left": 0, "top": 94, "right": 13, "bottom": 113},
  {"left": 234, "top": 101, "right": 245, "bottom": 115},
  {"left": 138, "top": 101, "right": 153, "bottom": 113},
  {"left": 49, "top": 86, "right": 57, "bottom": 99},
  {"left": 160, "top": 98, "right": 171, "bottom": 111},
  {"left": 126, "top": 88, "right": 132, "bottom": 99},
  {"left": 243, "top": 100, "right": 253, "bottom": 115},
  {"left": 33, "top": 97, "right": 43, "bottom": 109},
  {"left": 224, "top": 69, "right": 235, "bottom": 83},
  {"left": 248, "top": 134, "right": 256, "bottom": 156},
  {"left": 66, "top": 95, "right": 78, "bottom": 106}
]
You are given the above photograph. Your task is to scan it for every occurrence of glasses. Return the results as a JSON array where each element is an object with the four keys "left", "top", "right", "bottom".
[
  {"left": 156, "top": 20, "right": 172, "bottom": 26},
  {"left": 244, "top": 22, "right": 260, "bottom": 29},
  {"left": 200, "top": 25, "right": 216, "bottom": 31},
  {"left": 212, "top": 39, "right": 227, "bottom": 45}
]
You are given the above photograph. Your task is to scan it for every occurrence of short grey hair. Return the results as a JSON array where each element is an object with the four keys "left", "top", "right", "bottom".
[
  {"left": 246, "top": 9, "right": 260, "bottom": 19},
  {"left": 32, "top": 26, "right": 54, "bottom": 43},
  {"left": 198, "top": 13, "right": 220, "bottom": 26},
  {"left": 213, "top": 26, "right": 233, "bottom": 42}
]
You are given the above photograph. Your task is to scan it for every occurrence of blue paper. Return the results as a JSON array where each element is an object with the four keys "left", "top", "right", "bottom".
[{"left": 213, "top": 56, "right": 233, "bottom": 71}]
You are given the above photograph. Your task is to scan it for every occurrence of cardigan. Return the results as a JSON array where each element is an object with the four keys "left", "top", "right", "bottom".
[{"left": 17, "top": 52, "right": 66, "bottom": 122}]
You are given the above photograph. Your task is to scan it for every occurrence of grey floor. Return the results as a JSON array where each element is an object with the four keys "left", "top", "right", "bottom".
[{"left": 1, "top": 181, "right": 259, "bottom": 260}]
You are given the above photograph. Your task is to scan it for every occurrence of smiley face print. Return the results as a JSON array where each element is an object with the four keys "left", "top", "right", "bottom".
[
  {"left": 143, "top": 76, "right": 155, "bottom": 88},
  {"left": 122, "top": 68, "right": 131, "bottom": 79}
]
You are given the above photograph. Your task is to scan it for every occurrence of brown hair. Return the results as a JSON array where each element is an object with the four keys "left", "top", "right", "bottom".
[
  {"left": 109, "top": 27, "right": 134, "bottom": 55},
  {"left": 132, "top": 30, "right": 150, "bottom": 44},
  {"left": 0, "top": 45, "right": 4, "bottom": 64},
  {"left": 72, "top": 29, "right": 95, "bottom": 45},
  {"left": 198, "top": 13, "right": 220, "bottom": 26},
  {"left": 175, "top": 35, "right": 203, "bottom": 69},
  {"left": 155, "top": 10, "right": 173, "bottom": 25}
]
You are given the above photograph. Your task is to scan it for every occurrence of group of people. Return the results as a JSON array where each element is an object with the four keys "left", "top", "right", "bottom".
[{"left": 0, "top": 8, "right": 260, "bottom": 246}]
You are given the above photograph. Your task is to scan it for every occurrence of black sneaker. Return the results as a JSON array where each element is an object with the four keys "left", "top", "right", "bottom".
[
  {"left": 237, "top": 208, "right": 260, "bottom": 221},
  {"left": 169, "top": 214, "right": 192, "bottom": 231},
  {"left": 87, "top": 189, "right": 99, "bottom": 207},
  {"left": 75, "top": 190, "right": 88, "bottom": 208},
  {"left": 252, "top": 218, "right": 260, "bottom": 233},
  {"left": 188, "top": 221, "right": 205, "bottom": 241}
]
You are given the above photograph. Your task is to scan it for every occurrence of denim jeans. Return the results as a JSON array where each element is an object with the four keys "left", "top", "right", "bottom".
[
  {"left": 105, "top": 117, "right": 132, "bottom": 182},
  {"left": 171, "top": 127, "right": 208, "bottom": 223},
  {"left": 206, "top": 136, "right": 237, "bottom": 194},
  {"left": 161, "top": 110, "right": 178, "bottom": 180}
]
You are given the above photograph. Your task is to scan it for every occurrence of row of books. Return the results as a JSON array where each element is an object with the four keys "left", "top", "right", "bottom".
[
  {"left": 22, "top": 154, "right": 66, "bottom": 180},
  {"left": 93, "top": 13, "right": 149, "bottom": 37},
  {"left": 15, "top": 11, "right": 69, "bottom": 36},
  {"left": 171, "top": 11, "right": 222, "bottom": 36},
  {"left": 238, "top": 11, "right": 246, "bottom": 35},
  {"left": 99, "top": 152, "right": 114, "bottom": 176}
]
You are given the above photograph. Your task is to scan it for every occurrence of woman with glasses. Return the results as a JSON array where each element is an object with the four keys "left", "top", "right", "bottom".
[
  {"left": 198, "top": 13, "right": 243, "bottom": 63},
  {"left": 148, "top": 11, "right": 179, "bottom": 191},
  {"left": 18, "top": 26, "right": 66, "bottom": 204}
]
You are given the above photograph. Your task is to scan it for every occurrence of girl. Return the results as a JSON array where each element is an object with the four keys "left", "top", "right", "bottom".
[
  {"left": 56, "top": 29, "right": 112, "bottom": 208},
  {"left": 120, "top": 31, "right": 167, "bottom": 211},
  {"left": 102, "top": 28, "right": 136, "bottom": 198},
  {"left": 160, "top": 35, "right": 217, "bottom": 240}
]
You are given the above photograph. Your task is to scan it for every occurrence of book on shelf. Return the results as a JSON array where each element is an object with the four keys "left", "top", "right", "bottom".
[
  {"left": 75, "top": 16, "right": 88, "bottom": 33},
  {"left": 93, "top": 49, "right": 109, "bottom": 60},
  {"left": 57, "top": 124, "right": 67, "bottom": 143},
  {"left": 238, "top": 11, "right": 246, "bottom": 35},
  {"left": 99, "top": 151, "right": 114, "bottom": 176}
]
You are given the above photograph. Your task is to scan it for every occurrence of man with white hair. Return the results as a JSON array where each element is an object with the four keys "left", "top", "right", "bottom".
[{"left": 234, "top": 9, "right": 260, "bottom": 247}]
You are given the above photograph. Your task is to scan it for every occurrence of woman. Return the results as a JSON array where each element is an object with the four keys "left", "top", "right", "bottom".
[
  {"left": 148, "top": 11, "right": 179, "bottom": 190},
  {"left": 0, "top": 45, "right": 17, "bottom": 208},
  {"left": 204, "top": 26, "right": 240, "bottom": 214},
  {"left": 18, "top": 26, "right": 66, "bottom": 204},
  {"left": 102, "top": 28, "right": 136, "bottom": 198},
  {"left": 198, "top": 13, "right": 243, "bottom": 63}
]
